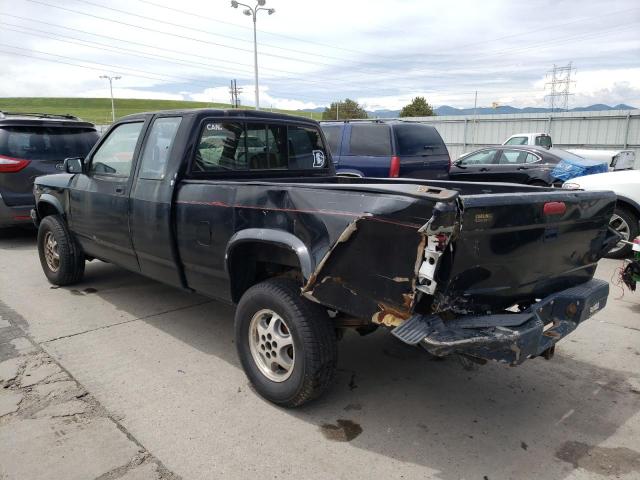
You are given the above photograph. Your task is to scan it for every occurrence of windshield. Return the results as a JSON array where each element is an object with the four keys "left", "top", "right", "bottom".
[{"left": 0, "top": 126, "right": 99, "bottom": 161}]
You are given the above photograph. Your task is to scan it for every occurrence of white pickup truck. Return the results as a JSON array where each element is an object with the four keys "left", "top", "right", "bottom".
[{"left": 503, "top": 133, "right": 636, "bottom": 170}]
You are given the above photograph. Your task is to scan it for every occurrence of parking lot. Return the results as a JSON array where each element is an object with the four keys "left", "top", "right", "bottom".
[{"left": 0, "top": 228, "right": 638, "bottom": 479}]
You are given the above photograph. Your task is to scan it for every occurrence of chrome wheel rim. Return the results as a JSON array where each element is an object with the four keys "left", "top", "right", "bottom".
[
  {"left": 248, "top": 309, "right": 295, "bottom": 382},
  {"left": 43, "top": 231, "right": 60, "bottom": 272},
  {"left": 609, "top": 213, "right": 631, "bottom": 254}
]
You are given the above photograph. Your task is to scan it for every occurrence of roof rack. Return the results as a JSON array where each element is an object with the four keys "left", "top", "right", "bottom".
[
  {"left": 319, "top": 119, "right": 388, "bottom": 123},
  {"left": 0, "top": 111, "right": 80, "bottom": 120}
]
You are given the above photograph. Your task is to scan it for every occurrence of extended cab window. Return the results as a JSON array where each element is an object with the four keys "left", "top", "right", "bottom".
[
  {"left": 138, "top": 117, "right": 182, "bottom": 180},
  {"left": 90, "top": 122, "right": 144, "bottom": 176},
  {"left": 348, "top": 124, "right": 391, "bottom": 156}
]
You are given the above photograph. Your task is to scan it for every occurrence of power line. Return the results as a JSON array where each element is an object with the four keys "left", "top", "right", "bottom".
[
  {"left": 0, "top": 22, "right": 353, "bottom": 90},
  {"left": 0, "top": 44, "right": 333, "bottom": 103},
  {"left": 23, "top": 0, "right": 340, "bottom": 68},
  {"left": 0, "top": 14, "right": 344, "bottom": 85},
  {"left": 135, "top": 0, "right": 391, "bottom": 59},
  {"left": 71, "top": 0, "right": 365, "bottom": 64}
]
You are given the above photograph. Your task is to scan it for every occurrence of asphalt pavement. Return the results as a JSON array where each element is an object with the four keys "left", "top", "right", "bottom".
[{"left": 1, "top": 227, "right": 639, "bottom": 480}]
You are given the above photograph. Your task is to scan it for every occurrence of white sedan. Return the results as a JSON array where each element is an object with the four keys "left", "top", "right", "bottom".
[{"left": 563, "top": 170, "right": 640, "bottom": 258}]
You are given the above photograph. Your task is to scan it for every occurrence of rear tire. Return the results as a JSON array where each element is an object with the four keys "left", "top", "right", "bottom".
[
  {"left": 37, "top": 215, "right": 85, "bottom": 285},
  {"left": 606, "top": 207, "right": 638, "bottom": 259},
  {"left": 235, "top": 278, "right": 337, "bottom": 407}
]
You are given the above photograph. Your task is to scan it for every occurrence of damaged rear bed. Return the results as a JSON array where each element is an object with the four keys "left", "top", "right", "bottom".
[{"left": 299, "top": 179, "right": 618, "bottom": 364}]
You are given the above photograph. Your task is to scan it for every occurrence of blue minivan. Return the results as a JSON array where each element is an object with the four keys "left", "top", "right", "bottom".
[{"left": 320, "top": 120, "right": 450, "bottom": 179}]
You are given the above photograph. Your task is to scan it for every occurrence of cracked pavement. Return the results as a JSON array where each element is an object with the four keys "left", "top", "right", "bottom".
[{"left": 1, "top": 227, "right": 640, "bottom": 480}]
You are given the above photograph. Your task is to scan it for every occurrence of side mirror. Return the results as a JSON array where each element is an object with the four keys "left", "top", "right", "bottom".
[{"left": 64, "top": 157, "right": 84, "bottom": 174}]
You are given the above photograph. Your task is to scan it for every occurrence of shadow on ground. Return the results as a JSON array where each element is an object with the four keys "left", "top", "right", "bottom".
[{"left": 7, "top": 250, "right": 640, "bottom": 480}]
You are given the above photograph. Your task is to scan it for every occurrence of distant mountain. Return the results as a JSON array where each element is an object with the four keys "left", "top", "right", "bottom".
[
  {"left": 429, "top": 103, "right": 637, "bottom": 116},
  {"left": 299, "top": 103, "right": 636, "bottom": 118}
]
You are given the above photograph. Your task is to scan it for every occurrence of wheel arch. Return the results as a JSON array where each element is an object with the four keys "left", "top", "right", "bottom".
[
  {"left": 36, "top": 194, "right": 65, "bottom": 220},
  {"left": 225, "top": 229, "right": 315, "bottom": 303},
  {"left": 616, "top": 195, "right": 640, "bottom": 223}
]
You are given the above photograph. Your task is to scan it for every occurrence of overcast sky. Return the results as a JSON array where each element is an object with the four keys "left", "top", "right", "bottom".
[{"left": 0, "top": 0, "right": 639, "bottom": 110}]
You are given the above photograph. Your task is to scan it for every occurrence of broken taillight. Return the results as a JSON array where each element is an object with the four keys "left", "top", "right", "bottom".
[
  {"left": 543, "top": 201, "right": 566, "bottom": 216},
  {"left": 0, "top": 155, "right": 30, "bottom": 173},
  {"left": 389, "top": 155, "right": 400, "bottom": 178}
]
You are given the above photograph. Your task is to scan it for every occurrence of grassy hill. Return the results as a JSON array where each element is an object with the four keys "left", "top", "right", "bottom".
[{"left": 0, "top": 97, "right": 320, "bottom": 125}]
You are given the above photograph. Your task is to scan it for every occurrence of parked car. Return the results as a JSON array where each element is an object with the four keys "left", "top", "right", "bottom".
[
  {"left": 502, "top": 132, "right": 636, "bottom": 170},
  {"left": 449, "top": 145, "right": 605, "bottom": 186},
  {"left": 32, "top": 109, "right": 617, "bottom": 407},
  {"left": 563, "top": 170, "right": 640, "bottom": 258},
  {"left": 0, "top": 111, "right": 99, "bottom": 228},
  {"left": 320, "top": 120, "right": 450, "bottom": 179}
]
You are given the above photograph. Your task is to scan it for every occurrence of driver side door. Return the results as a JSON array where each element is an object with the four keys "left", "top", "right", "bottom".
[{"left": 68, "top": 121, "right": 146, "bottom": 271}]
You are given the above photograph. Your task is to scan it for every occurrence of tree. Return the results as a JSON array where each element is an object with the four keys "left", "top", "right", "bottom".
[
  {"left": 399, "top": 96, "right": 435, "bottom": 117},
  {"left": 322, "top": 98, "right": 368, "bottom": 120}
]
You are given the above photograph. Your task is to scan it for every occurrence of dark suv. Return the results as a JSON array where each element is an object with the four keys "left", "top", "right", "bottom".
[
  {"left": 320, "top": 120, "right": 450, "bottom": 179},
  {"left": 0, "top": 112, "right": 99, "bottom": 227}
]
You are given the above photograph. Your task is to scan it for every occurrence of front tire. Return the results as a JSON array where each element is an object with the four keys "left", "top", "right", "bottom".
[
  {"left": 235, "top": 278, "right": 337, "bottom": 407},
  {"left": 606, "top": 207, "right": 638, "bottom": 259},
  {"left": 37, "top": 215, "right": 85, "bottom": 285}
]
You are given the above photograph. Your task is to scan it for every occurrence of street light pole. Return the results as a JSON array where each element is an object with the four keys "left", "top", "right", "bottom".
[
  {"left": 99, "top": 75, "right": 121, "bottom": 122},
  {"left": 231, "top": 0, "right": 275, "bottom": 110}
]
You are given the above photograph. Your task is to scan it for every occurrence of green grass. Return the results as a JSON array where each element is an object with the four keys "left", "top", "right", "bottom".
[{"left": 0, "top": 97, "right": 320, "bottom": 125}]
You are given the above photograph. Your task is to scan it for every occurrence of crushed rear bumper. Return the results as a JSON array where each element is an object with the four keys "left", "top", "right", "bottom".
[{"left": 392, "top": 278, "right": 609, "bottom": 365}]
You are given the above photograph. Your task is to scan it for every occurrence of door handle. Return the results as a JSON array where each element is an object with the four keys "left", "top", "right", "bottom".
[
  {"left": 479, "top": 167, "right": 489, "bottom": 172},
  {"left": 517, "top": 167, "right": 528, "bottom": 170},
  {"left": 115, "top": 186, "right": 125, "bottom": 194}
]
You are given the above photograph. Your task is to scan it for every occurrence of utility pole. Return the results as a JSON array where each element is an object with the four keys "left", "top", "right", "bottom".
[
  {"left": 229, "top": 79, "right": 242, "bottom": 108},
  {"left": 336, "top": 101, "right": 339, "bottom": 120},
  {"left": 230, "top": 0, "right": 275, "bottom": 110},
  {"left": 471, "top": 90, "right": 478, "bottom": 148},
  {"left": 99, "top": 75, "right": 121, "bottom": 122}
]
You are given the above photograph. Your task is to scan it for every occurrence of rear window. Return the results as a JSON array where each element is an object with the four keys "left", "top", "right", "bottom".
[
  {"left": 535, "top": 135, "right": 552, "bottom": 148},
  {"left": 348, "top": 124, "right": 392, "bottom": 156},
  {"left": 193, "top": 121, "right": 328, "bottom": 173},
  {"left": 0, "top": 126, "right": 99, "bottom": 161},
  {"left": 393, "top": 124, "right": 446, "bottom": 156},
  {"left": 320, "top": 125, "right": 342, "bottom": 154}
]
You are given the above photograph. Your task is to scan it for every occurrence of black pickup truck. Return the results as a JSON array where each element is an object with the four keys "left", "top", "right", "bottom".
[{"left": 32, "top": 109, "right": 618, "bottom": 407}]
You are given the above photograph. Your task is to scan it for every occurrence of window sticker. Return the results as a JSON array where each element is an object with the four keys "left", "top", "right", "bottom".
[
  {"left": 206, "top": 123, "right": 223, "bottom": 131},
  {"left": 312, "top": 150, "right": 326, "bottom": 168}
]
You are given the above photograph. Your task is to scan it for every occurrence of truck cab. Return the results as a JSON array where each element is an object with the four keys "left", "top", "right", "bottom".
[{"left": 503, "top": 132, "right": 553, "bottom": 149}]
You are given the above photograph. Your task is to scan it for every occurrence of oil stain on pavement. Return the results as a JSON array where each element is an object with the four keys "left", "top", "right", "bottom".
[
  {"left": 320, "top": 419, "right": 363, "bottom": 442},
  {"left": 555, "top": 440, "right": 640, "bottom": 476}
]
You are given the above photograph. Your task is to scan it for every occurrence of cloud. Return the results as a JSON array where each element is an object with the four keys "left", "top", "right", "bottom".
[{"left": 0, "top": 0, "right": 638, "bottom": 110}]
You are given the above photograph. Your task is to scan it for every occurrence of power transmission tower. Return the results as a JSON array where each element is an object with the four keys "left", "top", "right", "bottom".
[
  {"left": 544, "top": 63, "right": 575, "bottom": 112},
  {"left": 229, "top": 79, "right": 242, "bottom": 108}
]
